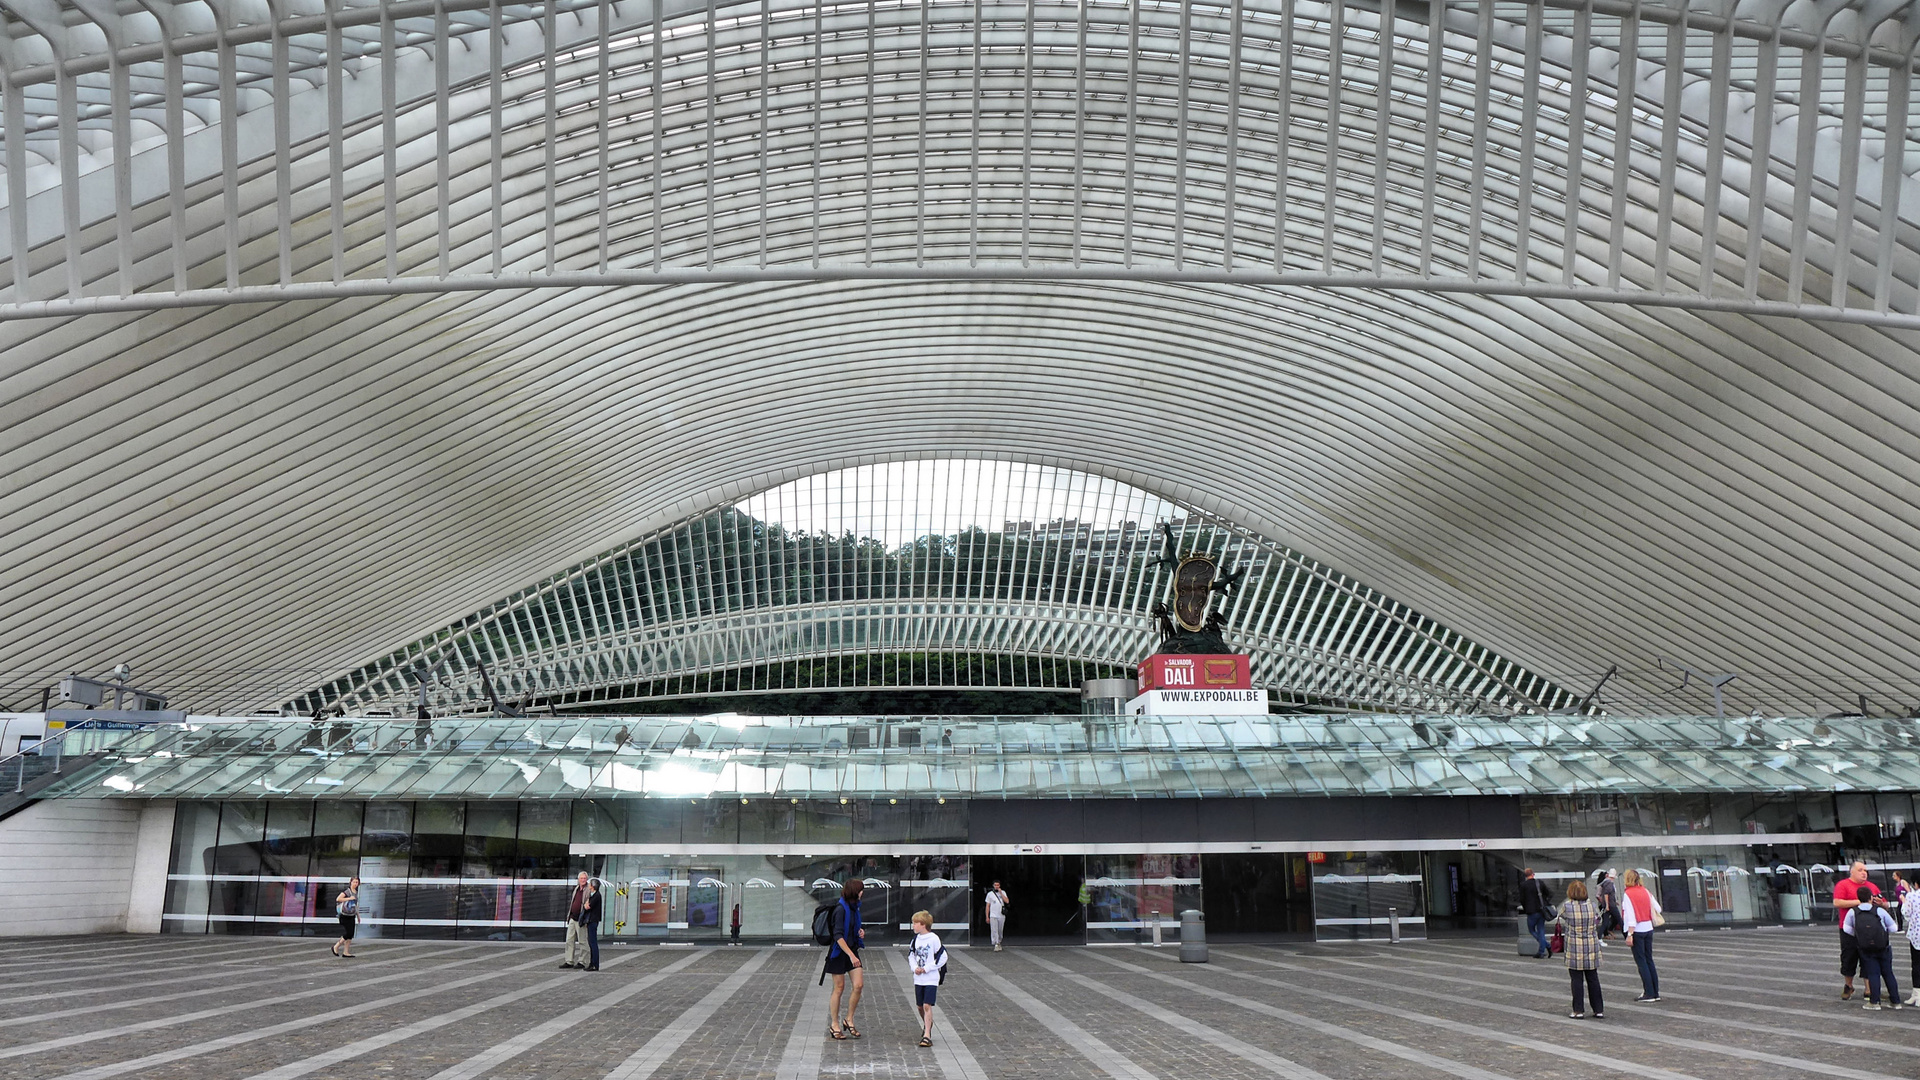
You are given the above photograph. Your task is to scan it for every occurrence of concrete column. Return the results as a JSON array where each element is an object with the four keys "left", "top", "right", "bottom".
[{"left": 126, "top": 800, "right": 176, "bottom": 934}]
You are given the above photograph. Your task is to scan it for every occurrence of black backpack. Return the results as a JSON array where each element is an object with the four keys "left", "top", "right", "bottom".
[
  {"left": 1855, "top": 905, "right": 1889, "bottom": 951},
  {"left": 811, "top": 900, "right": 843, "bottom": 947}
]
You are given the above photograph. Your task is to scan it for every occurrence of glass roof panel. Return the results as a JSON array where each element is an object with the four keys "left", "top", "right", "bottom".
[{"left": 29, "top": 713, "right": 1920, "bottom": 801}]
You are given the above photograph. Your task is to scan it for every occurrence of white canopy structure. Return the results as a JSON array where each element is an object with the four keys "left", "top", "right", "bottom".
[{"left": 1, "top": 0, "right": 1917, "bottom": 716}]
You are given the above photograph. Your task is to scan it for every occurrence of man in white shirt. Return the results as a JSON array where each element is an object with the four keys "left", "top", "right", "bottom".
[{"left": 985, "top": 882, "right": 1009, "bottom": 951}]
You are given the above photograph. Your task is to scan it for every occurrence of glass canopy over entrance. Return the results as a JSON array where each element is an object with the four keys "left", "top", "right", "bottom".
[{"left": 36, "top": 713, "right": 1920, "bottom": 802}]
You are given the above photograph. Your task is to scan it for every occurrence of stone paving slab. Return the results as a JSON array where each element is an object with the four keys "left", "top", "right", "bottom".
[{"left": 0, "top": 926, "right": 1905, "bottom": 1080}]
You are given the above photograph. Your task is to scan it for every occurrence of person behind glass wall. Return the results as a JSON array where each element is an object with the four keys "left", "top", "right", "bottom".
[
  {"left": 331, "top": 876, "right": 360, "bottom": 958},
  {"left": 825, "top": 878, "right": 866, "bottom": 1040},
  {"left": 731, "top": 901, "right": 742, "bottom": 945},
  {"left": 1519, "top": 868, "right": 1553, "bottom": 959},
  {"left": 1619, "top": 869, "right": 1662, "bottom": 1002},
  {"left": 1557, "top": 880, "right": 1604, "bottom": 1018},
  {"left": 1834, "top": 860, "right": 1882, "bottom": 1001}
]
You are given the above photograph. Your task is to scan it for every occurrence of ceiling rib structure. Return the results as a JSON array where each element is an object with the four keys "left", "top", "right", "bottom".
[
  {"left": 297, "top": 460, "right": 1575, "bottom": 716},
  {"left": 1, "top": 0, "right": 1918, "bottom": 717}
]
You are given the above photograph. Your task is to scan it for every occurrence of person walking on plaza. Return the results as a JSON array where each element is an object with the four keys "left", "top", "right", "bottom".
[
  {"left": 825, "top": 879, "right": 866, "bottom": 1040},
  {"left": 331, "top": 876, "right": 360, "bottom": 958},
  {"left": 908, "top": 909, "right": 948, "bottom": 1047},
  {"left": 1834, "top": 860, "right": 1882, "bottom": 1000},
  {"left": 986, "top": 881, "right": 1009, "bottom": 952},
  {"left": 1845, "top": 895, "right": 1901, "bottom": 1010},
  {"left": 561, "top": 871, "right": 594, "bottom": 969},
  {"left": 1902, "top": 884, "right": 1920, "bottom": 1006},
  {"left": 1620, "top": 868, "right": 1662, "bottom": 1002},
  {"left": 1597, "top": 871, "right": 1621, "bottom": 942},
  {"left": 1558, "top": 880, "right": 1604, "bottom": 1018},
  {"left": 1520, "top": 868, "right": 1553, "bottom": 959},
  {"left": 731, "top": 902, "right": 743, "bottom": 945},
  {"left": 1893, "top": 870, "right": 1910, "bottom": 931}
]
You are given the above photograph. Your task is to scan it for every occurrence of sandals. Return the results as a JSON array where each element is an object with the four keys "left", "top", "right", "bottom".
[
  {"left": 828, "top": 1026, "right": 846, "bottom": 1041},
  {"left": 843, "top": 1023, "right": 861, "bottom": 1039},
  {"left": 918, "top": 1036, "right": 933, "bottom": 1048}
]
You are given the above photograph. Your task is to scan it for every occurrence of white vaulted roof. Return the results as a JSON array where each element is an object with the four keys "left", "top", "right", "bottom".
[{"left": 1, "top": 0, "right": 1918, "bottom": 715}]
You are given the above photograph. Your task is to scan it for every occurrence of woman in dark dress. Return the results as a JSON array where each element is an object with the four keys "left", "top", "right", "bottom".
[
  {"left": 825, "top": 879, "right": 865, "bottom": 1039},
  {"left": 331, "top": 876, "right": 360, "bottom": 957}
]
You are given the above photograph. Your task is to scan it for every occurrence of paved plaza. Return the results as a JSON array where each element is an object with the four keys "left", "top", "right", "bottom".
[{"left": 0, "top": 927, "right": 1907, "bottom": 1080}]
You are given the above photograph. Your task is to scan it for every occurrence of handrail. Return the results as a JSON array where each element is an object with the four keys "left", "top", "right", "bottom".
[{"left": 4, "top": 720, "right": 145, "bottom": 794}]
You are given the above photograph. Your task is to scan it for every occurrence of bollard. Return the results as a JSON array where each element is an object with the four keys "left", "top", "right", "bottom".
[
  {"left": 1178, "top": 909, "right": 1207, "bottom": 963},
  {"left": 1151, "top": 910, "right": 1163, "bottom": 947},
  {"left": 1388, "top": 907, "right": 1400, "bottom": 944}
]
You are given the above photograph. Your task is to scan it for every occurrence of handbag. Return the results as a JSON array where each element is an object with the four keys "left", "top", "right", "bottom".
[
  {"left": 1651, "top": 909, "right": 1666, "bottom": 928},
  {"left": 1549, "top": 922, "right": 1565, "bottom": 954}
]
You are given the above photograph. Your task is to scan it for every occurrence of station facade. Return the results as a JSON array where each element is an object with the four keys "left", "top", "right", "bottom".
[{"left": 34, "top": 712, "right": 1910, "bottom": 946}]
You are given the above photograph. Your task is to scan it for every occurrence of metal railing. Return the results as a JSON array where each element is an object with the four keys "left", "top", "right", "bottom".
[{"left": 5, "top": 720, "right": 147, "bottom": 794}]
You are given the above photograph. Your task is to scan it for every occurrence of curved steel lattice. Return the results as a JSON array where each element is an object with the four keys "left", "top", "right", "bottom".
[
  {"left": 0, "top": 0, "right": 1916, "bottom": 321},
  {"left": 3, "top": 0, "right": 1918, "bottom": 723},
  {"left": 298, "top": 460, "right": 1577, "bottom": 715}
]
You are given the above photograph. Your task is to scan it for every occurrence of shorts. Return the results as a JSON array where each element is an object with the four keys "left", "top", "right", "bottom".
[
  {"left": 914, "top": 984, "right": 938, "bottom": 1008},
  {"left": 825, "top": 949, "right": 860, "bottom": 976},
  {"left": 1841, "top": 928, "right": 1860, "bottom": 977},
  {"left": 338, "top": 915, "right": 356, "bottom": 940}
]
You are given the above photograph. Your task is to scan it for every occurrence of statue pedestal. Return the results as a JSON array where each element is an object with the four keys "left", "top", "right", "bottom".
[{"left": 1129, "top": 654, "right": 1264, "bottom": 715}]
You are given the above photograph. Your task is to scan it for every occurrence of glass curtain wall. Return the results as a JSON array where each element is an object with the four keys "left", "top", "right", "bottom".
[
  {"left": 159, "top": 790, "right": 1907, "bottom": 940},
  {"left": 166, "top": 799, "right": 581, "bottom": 939}
]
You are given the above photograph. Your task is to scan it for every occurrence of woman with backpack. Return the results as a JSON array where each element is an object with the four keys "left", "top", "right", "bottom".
[
  {"left": 824, "top": 879, "right": 866, "bottom": 1040},
  {"left": 331, "top": 876, "right": 360, "bottom": 958}
]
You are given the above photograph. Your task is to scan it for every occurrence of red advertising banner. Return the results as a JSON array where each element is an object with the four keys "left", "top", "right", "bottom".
[{"left": 1137, "top": 654, "right": 1253, "bottom": 693}]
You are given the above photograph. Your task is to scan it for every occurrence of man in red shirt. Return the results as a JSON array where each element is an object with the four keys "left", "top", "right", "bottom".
[{"left": 1835, "top": 860, "right": 1884, "bottom": 1000}]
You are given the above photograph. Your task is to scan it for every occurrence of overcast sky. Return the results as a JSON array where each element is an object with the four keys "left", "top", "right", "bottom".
[{"left": 739, "top": 459, "right": 1182, "bottom": 547}]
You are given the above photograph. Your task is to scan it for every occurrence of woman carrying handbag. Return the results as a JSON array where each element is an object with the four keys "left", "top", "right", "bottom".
[{"left": 1619, "top": 869, "right": 1663, "bottom": 1002}]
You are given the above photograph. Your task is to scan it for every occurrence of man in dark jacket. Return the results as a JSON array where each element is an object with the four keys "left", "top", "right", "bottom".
[
  {"left": 1520, "top": 868, "right": 1553, "bottom": 958},
  {"left": 581, "top": 879, "right": 604, "bottom": 971}
]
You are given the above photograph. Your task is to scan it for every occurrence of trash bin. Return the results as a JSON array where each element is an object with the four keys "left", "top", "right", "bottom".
[{"left": 1179, "top": 909, "right": 1207, "bottom": 963}]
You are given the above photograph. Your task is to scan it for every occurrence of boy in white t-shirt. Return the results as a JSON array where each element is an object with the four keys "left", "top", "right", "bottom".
[{"left": 909, "top": 910, "right": 947, "bottom": 1047}]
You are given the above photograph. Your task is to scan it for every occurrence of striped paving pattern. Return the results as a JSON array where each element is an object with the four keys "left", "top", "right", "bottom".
[{"left": 0, "top": 928, "right": 1903, "bottom": 1079}]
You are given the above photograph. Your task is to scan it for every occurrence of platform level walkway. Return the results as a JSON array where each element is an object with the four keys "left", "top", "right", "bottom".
[{"left": 0, "top": 927, "right": 1906, "bottom": 1080}]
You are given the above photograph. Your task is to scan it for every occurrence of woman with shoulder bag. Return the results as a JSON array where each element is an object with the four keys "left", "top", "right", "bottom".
[
  {"left": 1619, "top": 869, "right": 1662, "bottom": 1002},
  {"left": 332, "top": 876, "right": 360, "bottom": 958},
  {"left": 1558, "top": 880, "right": 1604, "bottom": 1018}
]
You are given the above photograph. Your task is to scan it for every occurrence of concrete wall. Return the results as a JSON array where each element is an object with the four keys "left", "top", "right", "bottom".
[{"left": 0, "top": 799, "right": 176, "bottom": 936}]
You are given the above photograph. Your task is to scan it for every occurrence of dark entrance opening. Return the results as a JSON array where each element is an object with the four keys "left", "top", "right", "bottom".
[
  {"left": 1199, "top": 853, "right": 1313, "bottom": 940},
  {"left": 970, "top": 855, "right": 1083, "bottom": 944}
]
